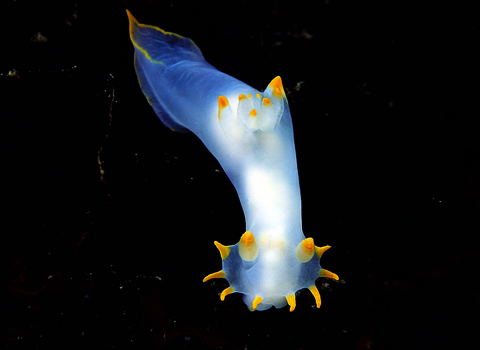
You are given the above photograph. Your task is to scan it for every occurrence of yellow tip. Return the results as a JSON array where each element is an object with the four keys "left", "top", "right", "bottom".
[
  {"left": 218, "top": 96, "right": 229, "bottom": 109},
  {"left": 218, "top": 96, "right": 229, "bottom": 121},
  {"left": 126, "top": 9, "right": 138, "bottom": 25},
  {"left": 286, "top": 294, "right": 296, "bottom": 312},
  {"left": 249, "top": 109, "right": 257, "bottom": 117},
  {"left": 309, "top": 285, "right": 321, "bottom": 308},
  {"left": 268, "top": 76, "right": 286, "bottom": 100},
  {"left": 303, "top": 237, "right": 314, "bottom": 251},
  {"left": 214, "top": 241, "right": 230, "bottom": 259},
  {"left": 240, "top": 231, "right": 254, "bottom": 245},
  {"left": 238, "top": 231, "right": 258, "bottom": 261},
  {"left": 126, "top": 10, "right": 139, "bottom": 49},
  {"left": 315, "top": 245, "right": 331, "bottom": 258},
  {"left": 220, "top": 286, "right": 234, "bottom": 301},
  {"left": 203, "top": 270, "right": 226, "bottom": 282},
  {"left": 272, "top": 87, "right": 282, "bottom": 98},
  {"left": 319, "top": 268, "right": 339, "bottom": 280},
  {"left": 126, "top": 9, "right": 167, "bottom": 64},
  {"left": 252, "top": 296, "right": 262, "bottom": 310},
  {"left": 262, "top": 97, "right": 272, "bottom": 107},
  {"left": 269, "top": 76, "right": 283, "bottom": 90},
  {"left": 239, "top": 94, "right": 246, "bottom": 101},
  {"left": 296, "top": 237, "right": 315, "bottom": 263}
]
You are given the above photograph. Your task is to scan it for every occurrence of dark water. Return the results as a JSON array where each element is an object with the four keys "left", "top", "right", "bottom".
[{"left": 2, "top": 1, "right": 478, "bottom": 349}]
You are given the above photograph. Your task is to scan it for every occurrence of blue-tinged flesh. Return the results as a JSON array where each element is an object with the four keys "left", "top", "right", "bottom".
[{"left": 127, "top": 10, "right": 338, "bottom": 311}]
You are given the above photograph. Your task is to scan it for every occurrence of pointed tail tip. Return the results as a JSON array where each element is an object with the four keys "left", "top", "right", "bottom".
[{"left": 126, "top": 9, "right": 139, "bottom": 25}]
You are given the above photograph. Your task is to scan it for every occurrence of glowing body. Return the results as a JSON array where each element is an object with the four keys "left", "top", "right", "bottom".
[{"left": 127, "top": 11, "right": 338, "bottom": 311}]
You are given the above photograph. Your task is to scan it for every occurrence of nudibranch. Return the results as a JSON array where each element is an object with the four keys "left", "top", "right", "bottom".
[{"left": 127, "top": 10, "right": 339, "bottom": 311}]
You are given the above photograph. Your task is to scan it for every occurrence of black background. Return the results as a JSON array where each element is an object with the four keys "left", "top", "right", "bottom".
[{"left": 1, "top": 0, "right": 478, "bottom": 349}]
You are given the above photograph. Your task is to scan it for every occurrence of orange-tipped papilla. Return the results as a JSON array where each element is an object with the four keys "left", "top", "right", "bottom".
[
  {"left": 252, "top": 296, "right": 263, "bottom": 310},
  {"left": 238, "top": 94, "right": 258, "bottom": 131},
  {"left": 217, "top": 96, "right": 230, "bottom": 121},
  {"left": 214, "top": 240, "right": 230, "bottom": 260},
  {"left": 286, "top": 293, "right": 296, "bottom": 312},
  {"left": 315, "top": 245, "right": 331, "bottom": 258},
  {"left": 202, "top": 241, "right": 231, "bottom": 282},
  {"left": 238, "top": 231, "right": 258, "bottom": 261},
  {"left": 296, "top": 237, "right": 315, "bottom": 262},
  {"left": 309, "top": 285, "right": 322, "bottom": 308},
  {"left": 319, "top": 268, "right": 339, "bottom": 280},
  {"left": 202, "top": 270, "right": 226, "bottom": 282},
  {"left": 220, "top": 286, "right": 234, "bottom": 301},
  {"left": 266, "top": 76, "right": 286, "bottom": 99}
]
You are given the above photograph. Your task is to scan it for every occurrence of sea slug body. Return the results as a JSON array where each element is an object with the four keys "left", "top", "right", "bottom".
[{"left": 127, "top": 10, "right": 339, "bottom": 311}]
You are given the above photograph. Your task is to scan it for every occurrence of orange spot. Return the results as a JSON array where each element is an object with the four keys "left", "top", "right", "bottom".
[
  {"left": 247, "top": 94, "right": 252, "bottom": 98},
  {"left": 296, "top": 237, "right": 315, "bottom": 262},
  {"left": 272, "top": 87, "right": 282, "bottom": 98},
  {"left": 252, "top": 296, "right": 262, "bottom": 310},
  {"left": 249, "top": 109, "right": 257, "bottom": 117},
  {"left": 262, "top": 97, "right": 272, "bottom": 106},
  {"left": 218, "top": 96, "right": 229, "bottom": 109},
  {"left": 269, "top": 76, "right": 283, "bottom": 90},
  {"left": 302, "top": 237, "right": 315, "bottom": 253},
  {"left": 239, "top": 231, "right": 258, "bottom": 261},
  {"left": 239, "top": 94, "right": 246, "bottom": 101},
  {"left": 240, "top": 231, "right": 255, "bottom": 245}
]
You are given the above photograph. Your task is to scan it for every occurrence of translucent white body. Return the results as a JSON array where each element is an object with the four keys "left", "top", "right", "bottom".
[{"left": 128, "top": 11, "right": 338, "bottom": 311}]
